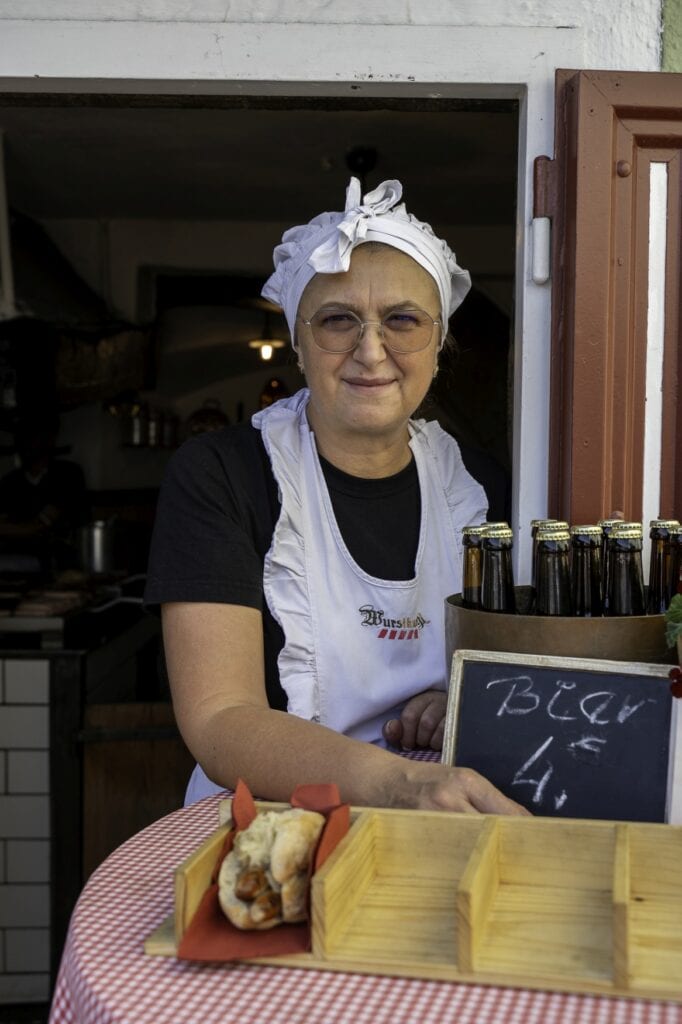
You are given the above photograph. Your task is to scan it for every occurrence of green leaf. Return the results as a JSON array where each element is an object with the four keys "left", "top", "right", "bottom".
[
  {"left": 665, "top": 595, "right": 682, "bottom": 647},
  {"left": 666, "top": 620, "right": 682, "bottom": 648},
  {"left": 666, "top": 593, "right": 682, "bottom": 625}
]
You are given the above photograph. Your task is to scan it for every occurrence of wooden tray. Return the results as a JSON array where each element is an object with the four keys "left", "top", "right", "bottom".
[{"left": 145, "top": 801, "right": 682, "bottom": 1001}]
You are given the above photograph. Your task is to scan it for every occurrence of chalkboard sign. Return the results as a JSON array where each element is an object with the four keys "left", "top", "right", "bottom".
[{"left": 442, "top": 650, "right": 682, "bottom": 823}]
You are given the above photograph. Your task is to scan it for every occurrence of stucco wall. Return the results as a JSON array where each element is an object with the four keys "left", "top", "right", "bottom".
[{"left": 0, "top": 1, "right": 663, "bottom": 80}]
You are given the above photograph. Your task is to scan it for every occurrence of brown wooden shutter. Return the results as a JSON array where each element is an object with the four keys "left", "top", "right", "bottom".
[{"left": 541, "top": 70, "right": 682, "bottom": 524}]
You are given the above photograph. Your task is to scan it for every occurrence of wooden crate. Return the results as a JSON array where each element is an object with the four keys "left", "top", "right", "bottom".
[{"left": 147, "top": 803, "right": 682, "bottom": 1001}]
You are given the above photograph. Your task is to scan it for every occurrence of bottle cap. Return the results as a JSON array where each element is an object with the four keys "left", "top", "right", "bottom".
[
  {"left": 482, "top": 525, "right": 513, "bottom": 540},
  {"left": 530, "top": 518, "right": 558, "bottom": 528},
  {"left": 570, "top": 524, "right": 603, "bottom": 537},
  {"left": 462, "top": 524, "right": 486, "bottom": 536},
  {"left": 649, "top": 518, "right": 680, "bottom": 530},
  {"left": 536, "top": 526, "right": 570, "bottom": 542},
  {"left": 612, "top": 523, "right": 643, "bottom": 539},
  {"left": 483, "top": 521, "right": 510, "bottom": 530},
  {"left": 598, "top": 518, "right": 624, "bottom": 529}
]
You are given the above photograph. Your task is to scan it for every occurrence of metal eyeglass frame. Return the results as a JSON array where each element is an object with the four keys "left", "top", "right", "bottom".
[{"left": 297, "top": 306, "right": 443, "bottom": 354}]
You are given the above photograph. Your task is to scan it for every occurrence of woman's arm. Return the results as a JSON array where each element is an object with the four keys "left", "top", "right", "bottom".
[{"left": 162, "top": 601, "right": 528, "bottom": 814}]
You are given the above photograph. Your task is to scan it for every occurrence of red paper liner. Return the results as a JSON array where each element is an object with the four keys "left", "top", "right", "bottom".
[{"left": 177, "top": 779, "right": 350, "bottom": 961}]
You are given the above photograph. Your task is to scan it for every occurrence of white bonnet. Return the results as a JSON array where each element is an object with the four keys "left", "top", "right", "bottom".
[{"left": 261, "top": 177, "right": 471, "bottom": 347}]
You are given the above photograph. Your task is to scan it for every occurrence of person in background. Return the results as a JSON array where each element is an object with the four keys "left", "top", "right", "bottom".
[
  {"left": 145, "top": 177, "right": 527, "bottom": 816},
  {"left": 0, "top": 412, "right": 89, "bottom": 572}
]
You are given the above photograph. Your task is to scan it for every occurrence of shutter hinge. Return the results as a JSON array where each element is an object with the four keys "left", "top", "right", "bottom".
[
  {"left": 533, "top": 155, "right": 558, "bottom": 218},
  {"left": 531, "top": 155, "right": 557, "bottom": 285}
]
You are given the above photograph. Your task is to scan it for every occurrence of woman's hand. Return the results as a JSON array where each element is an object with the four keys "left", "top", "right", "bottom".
[
  {"left": 393, "top": 760, "right": 531, "bottom": 816},
  {"left": 382, "top": 689, "right": 447, "bottom": 751},
  {"left": 381, "top": 692, "right": 530, "bottom": 814}
]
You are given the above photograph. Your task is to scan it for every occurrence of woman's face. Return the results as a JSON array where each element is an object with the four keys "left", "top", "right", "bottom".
[{"left": 296, "top": 244, "right": 441, "bottom": 452}]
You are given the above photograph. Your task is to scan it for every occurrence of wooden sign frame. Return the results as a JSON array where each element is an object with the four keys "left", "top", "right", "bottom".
[{"left": 442, "top": 649, "right": 682, "bottom": 824}]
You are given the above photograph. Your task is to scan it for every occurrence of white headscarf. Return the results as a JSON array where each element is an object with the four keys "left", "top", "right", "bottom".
[{"left": 261, "top": 177, "right": 471, "bottom": 348}]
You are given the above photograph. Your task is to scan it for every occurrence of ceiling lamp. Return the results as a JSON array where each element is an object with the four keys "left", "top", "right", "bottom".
[
  {"left": 248, "top": 310, "right": 286, "bottom": 360},
  {"left": 248, "top": 338, "right": 285, "bottom": 361}
]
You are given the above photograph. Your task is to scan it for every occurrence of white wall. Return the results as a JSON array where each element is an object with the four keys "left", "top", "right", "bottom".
[
  {"left": 0, "top": 2, "right": 662, "bottom": 81},
  {"left": 0, "top": 0, "right": 663, "bottom": 576}
]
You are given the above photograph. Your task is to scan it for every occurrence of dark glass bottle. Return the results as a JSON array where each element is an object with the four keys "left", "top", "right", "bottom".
[
  {"left": 530, "top": 519, "right": 558, "bottom": 595},
  {"left": 481, "top": 525, "right": 516, "bottom": 613},
  {"left": 535, "top": 525, "right": 573, "bottom": 616},
  {"left": 671, "top": 526, "right": 682, "bottom": 598},
  {"left": 646, "top": 518, "right": 679, "bottom": 614},
  {"left": 599, "top": 517, "right": 625, "bottom": 614},
  {"left": 606, "top": 523, "right": 645, "bottom": 616},
  {"left": 461, "top": 525, "right": 485, "bottom": 610},
  {"left": 570, "top": 524, "right": 603, "bottom": 617}
]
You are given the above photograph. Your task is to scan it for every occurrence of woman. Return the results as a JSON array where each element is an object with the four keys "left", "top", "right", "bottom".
[{"left": 145, "top": 178, "right": 526, "bottom": 815}]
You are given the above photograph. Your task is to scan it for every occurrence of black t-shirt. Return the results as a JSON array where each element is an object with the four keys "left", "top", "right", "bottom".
[{"left": 144, "top": 423, "right": 421, "bottom": 710}]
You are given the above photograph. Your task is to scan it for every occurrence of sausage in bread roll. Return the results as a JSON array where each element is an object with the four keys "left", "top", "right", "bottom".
[{"left": 217, "top": 808, "right": 325, "bottom": 930}]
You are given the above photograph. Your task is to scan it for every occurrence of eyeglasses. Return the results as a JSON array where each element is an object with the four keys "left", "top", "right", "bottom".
[{"left": 298, "top": 306, "right": 442, "bottom": 354}]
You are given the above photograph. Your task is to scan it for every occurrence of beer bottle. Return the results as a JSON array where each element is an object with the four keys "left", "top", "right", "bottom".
[
  {"left": 671, "top": 525, "right": 682, "bottom": 597},
  {"left": 646, "top": 518, "right": 679, "bottom": 614},
  {"left": 606, "top": 523, "right": 645, "bottom": 616},
  {"left": 530, "top": 519, "right": 558, "bottom": 595},
  {"left": 535, "top": 524, "right": 573, "bottom": 616},
  {"left": 481, "top": 525, "right": 516, "bottom": 613},
  {"left": 570, "top": 524, "right": 603, "bottom": 617},
  {"left": 461, "top": 524, "right": 485, "bottom": 610},
  {"left": 599, "top": 517, "right": 624, "bottom": 613}
]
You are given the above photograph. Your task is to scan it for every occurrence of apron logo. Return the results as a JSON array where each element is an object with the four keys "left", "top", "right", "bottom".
[{"left": 358, "top": 604, "right": 429, "bottom": 640}]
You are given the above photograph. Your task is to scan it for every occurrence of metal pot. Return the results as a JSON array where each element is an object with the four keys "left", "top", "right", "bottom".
[{"left": 77, "top": 519, "right": 117, "bottom": 575}]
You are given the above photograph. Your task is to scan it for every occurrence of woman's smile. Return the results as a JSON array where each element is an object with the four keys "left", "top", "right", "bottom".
[{"left": 342, "top": 375, "right": 397, "bottom": 389}]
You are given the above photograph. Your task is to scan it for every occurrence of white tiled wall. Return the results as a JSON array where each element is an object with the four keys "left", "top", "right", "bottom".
[
  {"left": 8, "top": 751, "right": 49, "bottom": 793},
  {"left": 5, "top": 661, "right": 49, "bottom": 704},
  {"left": 0, "top": 658, "right": 51, "bottom": 1003},
  {"left": 7, "top": 841, "right": 49, "bottom": 884}
]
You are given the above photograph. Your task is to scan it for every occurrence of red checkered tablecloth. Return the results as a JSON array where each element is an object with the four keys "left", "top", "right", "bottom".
[{"left": 48, "top": 789, "right": 682, "bottom": 1024}]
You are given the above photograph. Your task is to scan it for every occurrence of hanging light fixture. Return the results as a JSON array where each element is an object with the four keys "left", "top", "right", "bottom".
[{"left": 248, "top": 310, "right": 286, "bottom": 361}]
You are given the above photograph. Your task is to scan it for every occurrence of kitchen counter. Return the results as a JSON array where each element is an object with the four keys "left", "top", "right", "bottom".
[{"left": 0, "top": 574, "right": 149, "bottom": 653}]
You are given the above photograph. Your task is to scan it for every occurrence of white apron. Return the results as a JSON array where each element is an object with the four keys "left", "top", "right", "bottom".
[{"left": 184, "top": 389, "right": 487, "bottom": 803}]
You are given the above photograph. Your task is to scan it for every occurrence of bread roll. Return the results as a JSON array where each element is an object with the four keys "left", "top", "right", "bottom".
[{"left": 217, "top": 809, "right": 325, "bottom": 930}]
